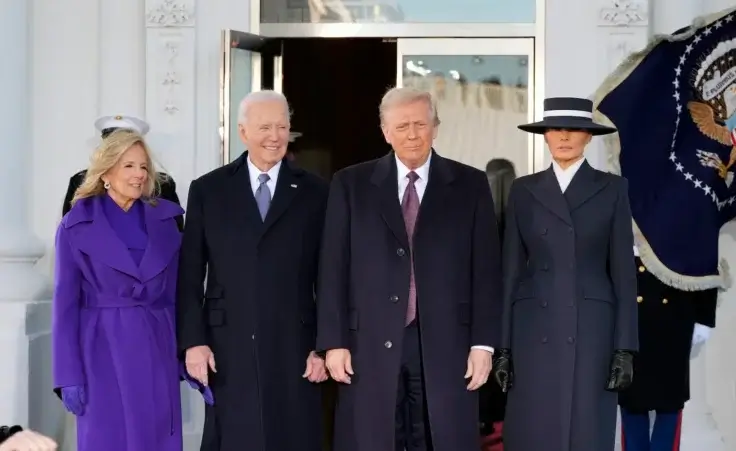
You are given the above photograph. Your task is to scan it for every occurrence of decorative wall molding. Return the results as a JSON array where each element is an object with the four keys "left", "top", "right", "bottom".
[
  {"left": 146, "top": 0, "right": 195, "bottom": 27},
  {"left": 599, "top": 0, "right": 649, "bottom": 27}
]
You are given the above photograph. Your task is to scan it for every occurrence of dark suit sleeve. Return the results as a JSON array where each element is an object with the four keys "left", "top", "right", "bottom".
[
  {"left": 315, "top": 173, "right": 351, "bottom": 353},
  {"left": 692, "top": 288, "right": 718, "bottom": 328},
  {"left": 159, "top": 175, "right": 184, "bottom": 231},
  {"left": 500, "top": 182, "right": 526, "bottom": 349},
  {"left": 471, "top": 173, "right": 503, "bottom": 349},
  {"left": 609, "top": 179, "right": 638, "bottom": 351},
  {"left": 176, "top": 178, "right": 208, "bottom": 355},
  {"left": 62, "top": 173, "right": 82, "bottom": 216}
]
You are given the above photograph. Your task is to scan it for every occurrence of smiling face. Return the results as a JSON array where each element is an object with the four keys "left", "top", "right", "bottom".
[
  {"left": 101, "top": 143, "right": 149, "bottom": 209},
  {"left": 239, "top": 99, "right": 290, "bottom": 171},
  {"left": 544, "top": 128, "right": 592, "bottom": 168}
]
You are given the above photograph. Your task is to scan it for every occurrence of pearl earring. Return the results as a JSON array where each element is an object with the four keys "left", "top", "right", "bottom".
[{"left": 104, "top": 181, "right": 110, "bottom": 189}]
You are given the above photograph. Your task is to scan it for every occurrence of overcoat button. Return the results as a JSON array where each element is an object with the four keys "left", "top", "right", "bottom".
[
  {"left": 568, "top": 227, "right": 573, "bottom": 233},
  {"left": 384, "top": 341, "right": 393, "bottom": 348},
  {"left": 397, "top": 248, "right": 406, "bottom": 257},
  {"left": 541, "top": 337, "right": 548, "bottom": 343},
  {"left": 390, "top": 295, "right": 399, "bottom": 303},
  {"left": 567, "top": 337, "right": 575, "bottom": 343},
  {"left": 662, "top": 298, "right": 668, "bottom": 304},
  {"left": 541, "top": 228, "right": 547, "bottom": 235},
  {"left": 636, "top": 296, "right": 643, "bottom": 303},
  {"left": 541, "top": 301, "right": 548, "bottom": 307},
  {"left": 638, "top": 265, "right": 646, "bottom": 273}
]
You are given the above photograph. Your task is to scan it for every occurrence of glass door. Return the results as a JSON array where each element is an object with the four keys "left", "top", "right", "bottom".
[
  {"left": 397, "top": 38, "right": 535, "bottom": 176},
  {"left": 220, "top": 30, "right": 283, "bottom": 165}
]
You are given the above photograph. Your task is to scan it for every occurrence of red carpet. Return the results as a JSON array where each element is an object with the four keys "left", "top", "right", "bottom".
[{"left": 480, "top": 422, "right": 503, "bottom": 451}]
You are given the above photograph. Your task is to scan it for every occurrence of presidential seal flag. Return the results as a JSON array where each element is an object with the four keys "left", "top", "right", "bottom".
[{"left": 594, "top": 7, "right": 736, "bottom": 291}]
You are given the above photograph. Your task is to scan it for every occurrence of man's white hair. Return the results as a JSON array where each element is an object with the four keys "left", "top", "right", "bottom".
[
  {"left": 379, "top": 87, "right": 440, "bottom": 126},
  {"left": 237, "top": 90, "right": 292, "bottom": 125}
]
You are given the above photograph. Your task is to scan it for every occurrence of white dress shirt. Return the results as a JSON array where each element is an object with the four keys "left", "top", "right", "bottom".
[
  {"left": 551, "top": 157, "right": 586, "bottom": 193},
  {"left": 247, "top": 156, "right": 281, "bottom": 198},
  {"left": 395, "top": 153, "right": 494, "bottom": 355}
]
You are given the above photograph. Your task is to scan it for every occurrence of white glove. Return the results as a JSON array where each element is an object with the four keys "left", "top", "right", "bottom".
[{"left": 690, "top": 324, "right": 713, "bottom": 359}]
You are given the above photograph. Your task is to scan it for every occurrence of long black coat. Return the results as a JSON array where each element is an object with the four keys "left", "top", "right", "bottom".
[
  {"left": 62, "top": 169, "right": 183, "bottom": 230},
  {"left": 501, "top": 162, "right": 638, "bottom": 451},
  {"left": 618, "top": 258, "right": 717, "bottom": 413},
  {"left": 176, "top": 152, "right": 328, "bottom": 451},
  {"left": 316, "top": 152, "right": 503, "bottom": 451}
]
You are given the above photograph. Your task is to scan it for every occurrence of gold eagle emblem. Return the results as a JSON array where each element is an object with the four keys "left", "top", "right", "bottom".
[{"left": 687, "top": 100, "right": 736, "bottom": 179}]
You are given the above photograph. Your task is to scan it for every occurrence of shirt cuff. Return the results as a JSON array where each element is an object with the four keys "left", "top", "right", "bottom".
[{"left": 471, "top": 345, "right": 494, "bottom": 354}]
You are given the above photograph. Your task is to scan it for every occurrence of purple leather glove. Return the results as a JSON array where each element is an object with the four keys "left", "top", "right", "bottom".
[
  {"left": 179, "top": 363, "right": 215, "bottom": 406},
  {"left": 61, "top": 386, "right": 87, "bottom": 416}
]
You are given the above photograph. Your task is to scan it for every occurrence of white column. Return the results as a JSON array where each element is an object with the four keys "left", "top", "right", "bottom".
[
  {"left": 593, "top": 0, "right": 651, "bottom": 172},
  {"left": 99, "top": 0, "right": 146, "bottom": 116},
  {"left": 652, "top": 0, "right": 698, "bottom": 34},
  {"left": 0, "top": 0, "right": 50, "bottom": 427}
]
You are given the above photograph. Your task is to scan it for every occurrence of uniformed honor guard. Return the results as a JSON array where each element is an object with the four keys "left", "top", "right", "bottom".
[
  {"left": 594, "top": 9, "right": 736, "bottom": 450},
  {"left": 62, "top": 115, "right": 183, "bottom": 230}
]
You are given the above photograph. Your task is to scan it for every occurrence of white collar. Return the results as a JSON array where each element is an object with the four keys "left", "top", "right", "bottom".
[
  {"left": 247, "top": 154, "right": 281, "bottom": 180},
  {"left": 395, "top": 151, "right": 432, "bottom": 181},
  {"left": 552, "top": 157, "right": 586, "bottom": 177}
]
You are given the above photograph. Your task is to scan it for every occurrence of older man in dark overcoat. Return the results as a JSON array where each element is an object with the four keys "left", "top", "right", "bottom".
[
  {"left": 494, "top": 97, "right": 639, "bottom": 451},
  {"left": 317, "top": 87, "right": 503, "bottom": 451},
  {"left": 177, "top": 90, "right": 329, "bottom": 451}
]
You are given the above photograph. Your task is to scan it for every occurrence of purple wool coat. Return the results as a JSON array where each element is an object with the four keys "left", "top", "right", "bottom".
[{"left": 52, "top": 194, "right": 184, "bottom": 451}]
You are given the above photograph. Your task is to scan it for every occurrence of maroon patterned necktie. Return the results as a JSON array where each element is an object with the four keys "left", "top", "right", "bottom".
[{"left": 402, "top": 171, "right": 420, "bottom": 325}]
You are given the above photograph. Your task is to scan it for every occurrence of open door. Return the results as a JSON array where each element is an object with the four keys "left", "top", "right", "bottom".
[{"left": 220, "top": 30, "right": 283, "bottom": 165}]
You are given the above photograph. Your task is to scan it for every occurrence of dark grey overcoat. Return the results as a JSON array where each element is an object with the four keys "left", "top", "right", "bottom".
[
  {"left": 500, "top": 161, "right": 638, "bottom": 451},
  {"left": 317, "top": 151, "right": 503, "bottom": 451},
  {"left": 176, "top": 152, "right": 328, "bottom": 451}
]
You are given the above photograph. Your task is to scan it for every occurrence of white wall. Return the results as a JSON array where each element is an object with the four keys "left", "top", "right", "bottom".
[{"left": 14, "top": 0, "right": 734, "bottom": 448}]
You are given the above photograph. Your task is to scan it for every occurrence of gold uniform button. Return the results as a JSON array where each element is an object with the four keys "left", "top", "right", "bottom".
[
  {"left": 662, "top": 298, "right": 668, "bottom": 304},
  {"left": 638, "top": 265, "right": 646, "bottom": 273},
  {"left": 636, "top": 296, "right": 643, "bottom": 303}
]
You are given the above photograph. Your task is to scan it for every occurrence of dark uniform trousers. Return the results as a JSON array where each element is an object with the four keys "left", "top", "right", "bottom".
[
  {"left": 619, "top": 258, "right": 717, "bottom": 451},
  {"left": 395, "top": 320, "right": 434, "bottom": 451}
]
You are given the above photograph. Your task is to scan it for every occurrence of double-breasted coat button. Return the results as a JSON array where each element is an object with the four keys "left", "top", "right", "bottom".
[
  {"left": 541, "top": 301, "right": 548, "bottom": 307},
  {"left": 397, "top": 248, "right": 406, "bottom": 257},
  {"left": 636, "top": 296, "right": 643, "bottom": 303},
  {"left": 567, "top": 337, "right": 575, "bottom": 343},
  {"left": 384, "top": 341, "right": 393, "bottom": 348},
  {"left": 390, "top": 295, "right": 399, "bottom": 303},
  {"left": 662, "top": 298, "right": 668, "bottom": 304},
  {"left": 541, "top": 337, "right": 548, "bottom": 343},
  {"left": 638, "top": 265, "right": 646, "bottom": 272},
  {"left": 541, "top": 228, "right": 547, "bottom": 235}
]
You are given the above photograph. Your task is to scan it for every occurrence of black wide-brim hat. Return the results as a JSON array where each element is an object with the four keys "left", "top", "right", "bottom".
[{"left": 518, "top": 97, "right": 617, "bottom": 136}]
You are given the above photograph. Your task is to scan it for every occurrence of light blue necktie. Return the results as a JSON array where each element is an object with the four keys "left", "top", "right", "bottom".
[{"left": 255, "top": 173, "right": 271, "bottom": 221}]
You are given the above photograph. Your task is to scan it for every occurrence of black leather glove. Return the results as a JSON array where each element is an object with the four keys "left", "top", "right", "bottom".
[
  {"left": 605, "top": 349, "right": 634, "bottom": 392},
  {"left": 0, "top": 425, "right": 23, "bottom": 444},
  {"left": 492, "top": 348, "right": 514, "bottom": 393}
]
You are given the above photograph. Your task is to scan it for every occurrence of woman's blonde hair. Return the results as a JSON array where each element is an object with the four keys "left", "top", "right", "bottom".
[{"left": 71, "top": 129, "right": 160, "bottom": 206}]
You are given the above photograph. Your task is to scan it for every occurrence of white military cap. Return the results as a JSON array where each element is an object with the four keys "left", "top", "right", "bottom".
[{"left": 94, "top": 114, "right": 150, "bottom": 135}]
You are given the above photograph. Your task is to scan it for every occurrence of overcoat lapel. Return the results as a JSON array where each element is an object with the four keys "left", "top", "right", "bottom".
[
  {"left": 69, "top": 197, "right": 141, "bottom": 279},
  {"left": 371, "top": 153, "right": 409, "bottom": 248},
  {"left": 414, "top": 152, "right": 456, "bottom": 240},
  {"left": 527, "top": 167, "right": 573, "bottom": 225},
  {"left": 263, "top": 161, "right": 303, "bottom": 231},
  {"left": 563, "top": 160, "right": 610, "bottom": 212},
  {"left": 138, "top": 201, "right": 184, "bottom": 283}
]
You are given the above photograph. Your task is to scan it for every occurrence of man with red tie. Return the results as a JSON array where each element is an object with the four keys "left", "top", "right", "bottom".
[{"left": 317, "top": 86, "right": 503, "bottom": 451}]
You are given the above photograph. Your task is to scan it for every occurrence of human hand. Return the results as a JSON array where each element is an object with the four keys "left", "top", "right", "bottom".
[
  {"left": 303, "top": 351, "right": 329, "bottom": 383},
  {"left": 0, "top": 429, "right": 57, "bottom": 451},
  {"left": 605, "top": 349, "right": 634, "bottom": 392},
  {"left": 185, "top": 345, "right": 216, "bottom": 386},
  {"left": 325, "top": 349, "right": 353, "bottom": 384},
  {"left": 60, "top": 386, "right": 86, "bottom": 416},
  {"left": 180, "top": 362, "right": 215, "bottom": 405},
  {"left": 465, "top": 348, "right": 492, "bottom": 390}
]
